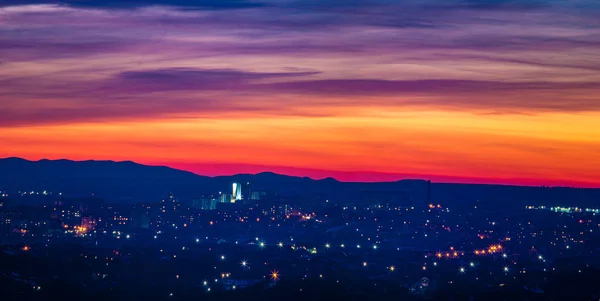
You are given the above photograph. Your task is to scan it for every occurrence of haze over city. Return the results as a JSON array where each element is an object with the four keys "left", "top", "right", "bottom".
[{"left": 1, "top": 0, "right": 600, "bottom": 187}]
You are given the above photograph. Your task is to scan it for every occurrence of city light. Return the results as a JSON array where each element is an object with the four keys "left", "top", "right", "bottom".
[
  {"left": 6, "top": 175, "right": 597, "bottom": 299},
  {"left": 270, "top": 270, "right": 280, "bottom": 281}
]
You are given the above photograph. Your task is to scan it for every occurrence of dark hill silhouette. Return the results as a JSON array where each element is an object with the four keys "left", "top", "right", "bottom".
[{"left": 1, "top": 157, "right": 599, "bottom": 207}]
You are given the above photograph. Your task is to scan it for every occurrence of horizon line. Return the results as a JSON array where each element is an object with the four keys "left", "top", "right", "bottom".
[{"left": 2, "top": 156, "right": 599, "bottom": 189}]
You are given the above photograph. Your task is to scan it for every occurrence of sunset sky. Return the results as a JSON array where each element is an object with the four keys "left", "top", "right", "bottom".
[{"left": 1, "top": 0, "right": 599, "bottom": 187}]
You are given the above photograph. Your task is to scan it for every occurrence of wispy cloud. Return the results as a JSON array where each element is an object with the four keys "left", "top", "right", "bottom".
[
  {"left": 1, "top": 0, "right": 599, "bottom": 127},
  {"left": 115, "top": 68, "right": 319, "bottom": 91},
  {"left": 0, "top": 0, "right": 269, "bottom": 10}
]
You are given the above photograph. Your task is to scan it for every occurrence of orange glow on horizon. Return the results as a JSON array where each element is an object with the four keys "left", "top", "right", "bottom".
[{"left": 1, "top": 110, "right": 599, "bottom": 187}]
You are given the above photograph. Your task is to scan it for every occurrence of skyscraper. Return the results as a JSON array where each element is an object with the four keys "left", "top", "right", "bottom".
[
  {"left": 232, "top": 182, "right": 242, "bottom": 203},
  {"left": 157, "top": 191, "right": 179, "bottom": 229},
  {"left": 160, "top": 191, "right": 179, "bottom": 213},
  {"left": 219, "top": 193, "right": 231, "bottom": 203},
  {"left": 201, "top": 198, "right": 217, "bottom": 210},
  {"left": 193, "top": 196, "right": 218, "bottom": 210},
  {"left": 242, "top": 182, "right": 254, "bottom": 204},
  {"left": 427, "top": 180, "right": 431, "bottom": 204},
  {"left": 243, "top": 182, "right": 252, "bottom": 200}
]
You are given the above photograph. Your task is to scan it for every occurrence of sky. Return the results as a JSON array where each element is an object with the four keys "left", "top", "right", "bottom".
[{"left": 1, "top": 0, "right": 599, "bottom": 187}]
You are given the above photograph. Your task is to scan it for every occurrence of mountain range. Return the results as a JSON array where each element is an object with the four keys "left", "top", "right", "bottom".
[{"left": 1, "top": 157, "right": 599, "bottom": 208}]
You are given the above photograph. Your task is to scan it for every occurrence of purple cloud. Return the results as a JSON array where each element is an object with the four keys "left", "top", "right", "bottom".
[
  {"left": 261, "top": 79, "right": 600, "bottom": 94},
  {"left": 2, "top": 69, "right": 599, "bottom": 128},
  {"left": 0, "top": 68, "right": 322, "bottom": 127},
  {"left": 113, "top": 68, "right": 319, "bottom": 91},
  {"left": 0, "top": 0, "right": 269, "bottom": 10},
  {"left": 257, "top": 79, "right": 600, "bottom": 111},
  {"left": 1, "top": 1, "right": 599, "bottom": 127}
]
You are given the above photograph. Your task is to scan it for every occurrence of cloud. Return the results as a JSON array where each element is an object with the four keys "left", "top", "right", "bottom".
[
  {"left": 114, "top": 68, "right": 319, "bottom": 91},
  {"left": 441, "top": 0, "right": 548, "bottom": 10},
  {"left": 0, "top": 36, "right": 134, "bottom": 61},
  {"left": 3, "top": 70, "right": 598, "bottom": 128},
  {"left": 0, "top": 68, "right": 322, "bottom": 127},
  {"left": 1, "top": 0, "right": 600, "bottom": 128},
  {"left": 261, "top": 79, "right": 600, "bottom": 94},
  {"left": 258, "top": 79, "right": 600, "bottom": 111},
  {"left": 0, "top": 0, "right": 269, "bottom": 10}
]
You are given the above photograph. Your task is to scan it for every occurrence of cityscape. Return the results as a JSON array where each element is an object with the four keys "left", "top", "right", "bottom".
[
  {"left": 2, "top": 0, "right": 600, "bottom": 300},
  {"left": 1, "top": 159, "right": 600, "bottom": 300}
]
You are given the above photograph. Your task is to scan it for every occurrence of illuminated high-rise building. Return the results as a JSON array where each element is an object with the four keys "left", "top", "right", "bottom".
[
  {"left": 243, "top": 182, "right": 252, "bottom": 200},
  {"left": 240, "top": 182, "right": 254, "bottom": 204},
  {"left": 160, "top": 191, "right": 180, "bottom": 213},
  {"left": 219, "top": 193, "right": 231, "bottom": 203},
  {"left": 157, "top": 191, "right": 179, "bottom": 230},
  {"left": 193, "top": 196, "right": 217, "bottom": 210},
  {"left": 232, "top": 182, "right": 242, "bottom": 203},
  {"left": 201, "top": 198, "right": 217, "bottom": 210}
]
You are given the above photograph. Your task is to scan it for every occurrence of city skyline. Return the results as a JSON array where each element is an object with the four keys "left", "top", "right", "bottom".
[{"left": 1, "top": 0, "right": 600, "bottom": 187}]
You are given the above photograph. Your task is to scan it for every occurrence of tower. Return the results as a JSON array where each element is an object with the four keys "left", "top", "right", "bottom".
[
  {"left": 242, "top": 182, "right": 254, "bottom": 204},
  {"left": 232, "top": 183, "right": 242, "bottom": 203},
  {"left": 427, "top": 180, "right": 431, "bottom": 204},
  {"left": 160, "top": 191, "right": 179, "bottom": 213},
  {"left": 243, "top": 182, "right": 252, "bottom": 201}
]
